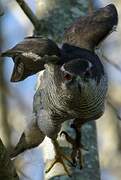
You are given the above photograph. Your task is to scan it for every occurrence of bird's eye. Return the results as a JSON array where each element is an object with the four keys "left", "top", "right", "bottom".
[{"left": 64, "top": 73, "right": 73, "bottom": 81}]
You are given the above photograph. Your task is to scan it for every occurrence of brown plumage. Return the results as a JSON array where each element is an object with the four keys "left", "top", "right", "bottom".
[{"left": 63, "top": 4, "right": 118, "bottom": 50}]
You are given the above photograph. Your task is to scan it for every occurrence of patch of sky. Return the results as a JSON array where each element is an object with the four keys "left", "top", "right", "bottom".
[{"left": 2, "top": 1, "right": 37, "bottom": 106}]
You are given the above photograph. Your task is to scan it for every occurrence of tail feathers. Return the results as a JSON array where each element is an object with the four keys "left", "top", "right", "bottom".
[
  {"left": 9, "top": 133, "right": 27, "bottom": 158},
  {"left": 9, "top": 126, "right": 45, "bottom": 158}
]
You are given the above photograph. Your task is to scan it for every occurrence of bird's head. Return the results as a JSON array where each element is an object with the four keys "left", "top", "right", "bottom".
[
  {"left": 60, "top": 59, "right": 95, "bottom": 96},
  {"left": 59, "top": 44, "right": 105, "bottom": 96}
]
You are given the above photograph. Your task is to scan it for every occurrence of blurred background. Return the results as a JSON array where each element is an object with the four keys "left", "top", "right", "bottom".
[{"left": 0, "top": 0, "right": 121, "bottom": 179}]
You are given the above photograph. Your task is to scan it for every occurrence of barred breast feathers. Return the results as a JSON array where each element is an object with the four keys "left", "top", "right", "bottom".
[{"left": 42, "top": 64, "right": 107, "bottom": 123}]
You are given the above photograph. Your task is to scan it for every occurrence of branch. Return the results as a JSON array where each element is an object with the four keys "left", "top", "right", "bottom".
[
  {"left": 0, "top": 2, "right": 11, "bottom": 148},
  {"left": 102, "top": 53, "right": 121, "bottom": 72},
  {"left": 15, "top": 0, "right": 39, "bottom": 29}
]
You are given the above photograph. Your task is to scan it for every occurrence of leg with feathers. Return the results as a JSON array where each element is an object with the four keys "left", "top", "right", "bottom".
[{"left": 61, "top": 119, "right": 88, "bottom": 169}]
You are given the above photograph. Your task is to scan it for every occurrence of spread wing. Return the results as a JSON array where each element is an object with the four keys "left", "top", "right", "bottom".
[
  {"left": 1, "top": 37, "right": 61, "bottom": 82},
  {"left": 1, "top": 4, "right": 118, "bottom": 82},
  {"left": 63, "top": 4, "right": 118, "bottom": 51}
]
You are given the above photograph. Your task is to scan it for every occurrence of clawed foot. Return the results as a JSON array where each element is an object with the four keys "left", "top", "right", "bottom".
[
  {"left": 60, "top": 123, "right": 88, "bottom": 169},
  {"left": 46, "top": 139, "right": 73, "bottom": 176}
]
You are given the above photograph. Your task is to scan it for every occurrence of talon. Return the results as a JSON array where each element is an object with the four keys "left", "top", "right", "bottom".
[
  {"left": 45, "top": 139, "right": 72, "bottom": 177},
  {"left": 60, "top": 131, "right": 74, "bottom": 144},
  {"left": 60, "top": 119, "right": 88, "bottom": 169},
  {"left": 78, "top": 149, "right": 84, "bottom": 169}
]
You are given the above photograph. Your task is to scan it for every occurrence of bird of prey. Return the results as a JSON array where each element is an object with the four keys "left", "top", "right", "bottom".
[{"left": 1, "top": 4, "right": 118, "bottom": 176}]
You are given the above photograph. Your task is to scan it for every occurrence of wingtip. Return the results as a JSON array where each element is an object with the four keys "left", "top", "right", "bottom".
[
  {"left": 0, "top": 51, "right": 7, "bottom": 57},
  {"left": 106, "top": 3, "right": 117, "bottom": 9},
  {"left": 0, "top": 50, "right": 15, "bottom": 57},
  {"left": 104, "top": 3, "right": 118, "bottom": 26}
]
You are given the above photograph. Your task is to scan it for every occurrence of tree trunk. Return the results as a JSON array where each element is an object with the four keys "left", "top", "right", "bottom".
[{"left": 0, "top": 1, "right": 11, "bottom": 149}]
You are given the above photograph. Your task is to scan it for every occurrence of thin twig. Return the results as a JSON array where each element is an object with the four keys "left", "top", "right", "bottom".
[
  {"left": 15, "top": 0, "right": 39, "bottom": 29},
  {"left": 88, "top": 0, "right": 94, "bottom": 14}
]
